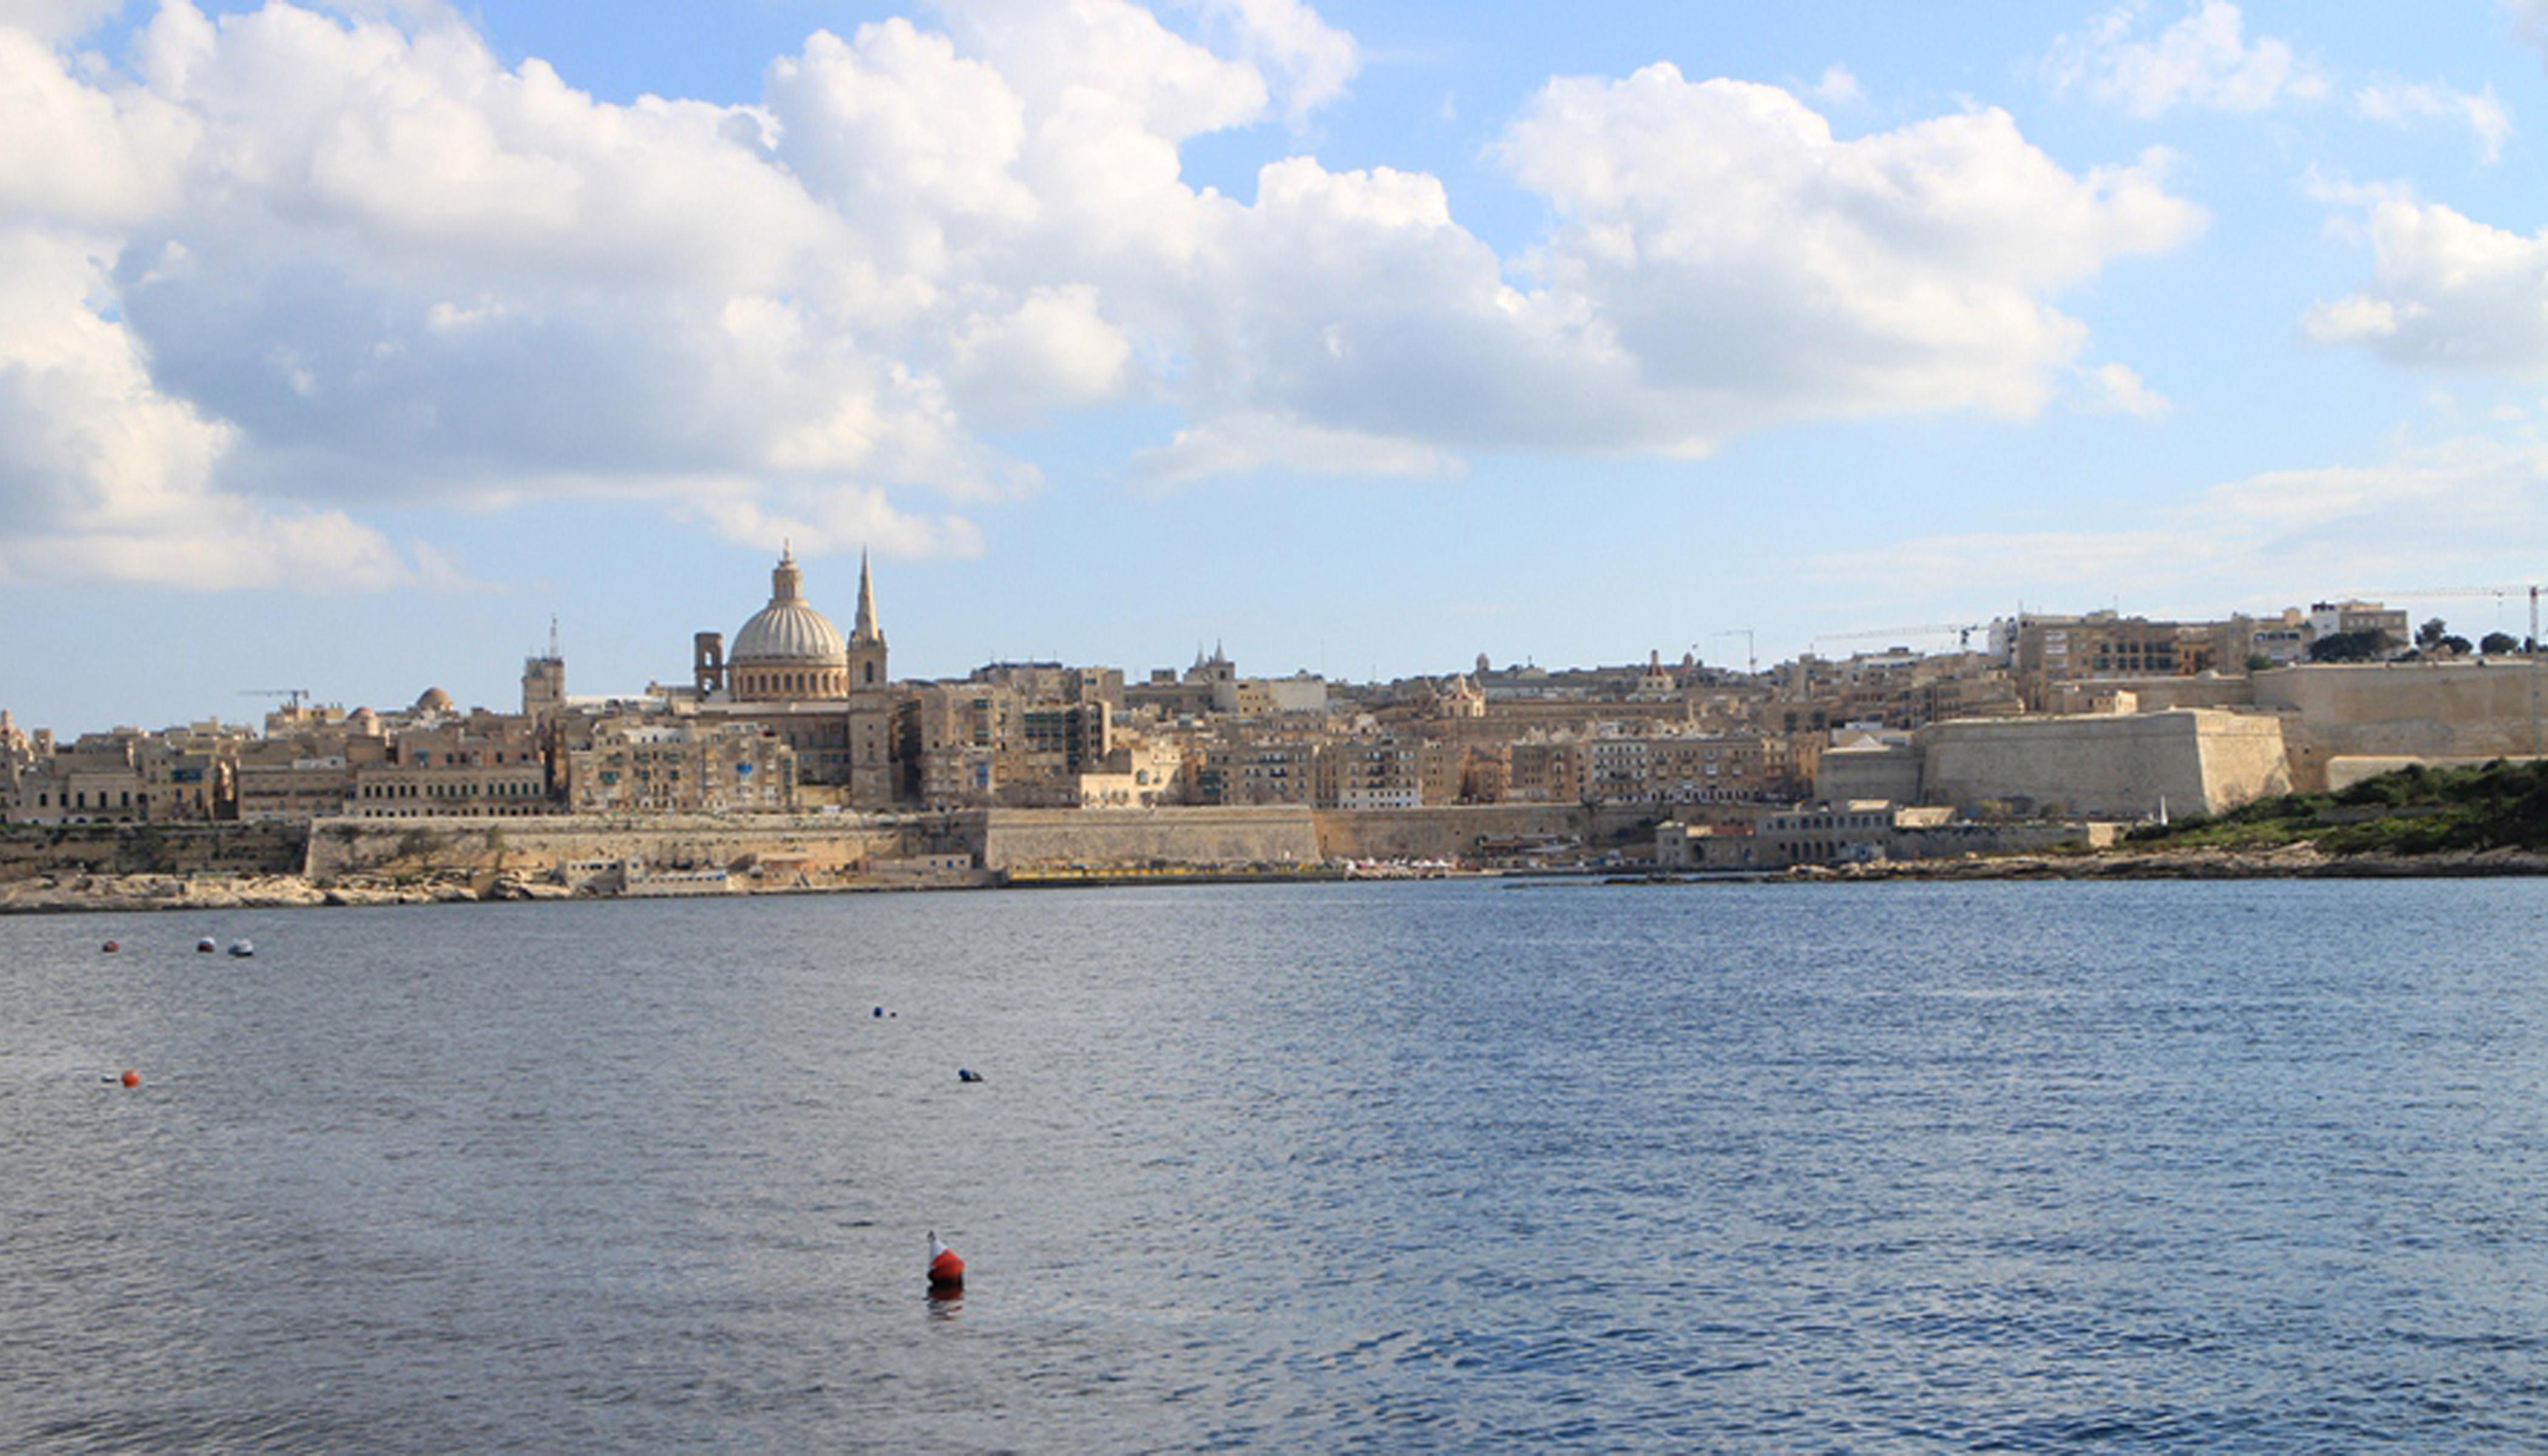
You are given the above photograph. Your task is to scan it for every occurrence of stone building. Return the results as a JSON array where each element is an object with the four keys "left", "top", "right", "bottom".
[
  {"left": 349, "top": 713, "right": 553, "bottom": 818},
  {"left": 1316, "top": 736, "right": 1422, "bottom": 809},
  {"left": 681, "top": 550, "right": 895, "bottom": 807},
  {"left": 565, "top": 719, "right": 797, "bottom": 815},
  {"left": 3, "top": 727, "right": 241, "bottom": 824},
  {"left": 2009, "top": 612, "right": 2214, "bottom": 710},
  {"left": 1196, "top": 736, "right": 1320, "bottom": 805}
]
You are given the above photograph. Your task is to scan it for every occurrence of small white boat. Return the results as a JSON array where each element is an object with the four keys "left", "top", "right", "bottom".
[{"left": 227, "top": 940, "right": 254, "bottom": 958}]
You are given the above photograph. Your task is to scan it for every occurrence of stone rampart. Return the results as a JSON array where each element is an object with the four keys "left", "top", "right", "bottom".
[
  {"left": 1922, "top": 709, "right": 2289, "bottom": 819},
  {"left": 1313, "top": 803, "right": 1620, "bottom": 859},
  {"left": 0, "top": 823, "right": 307, "bottom": 881},
  {"left": 2257, "top": 661, "right": 2548, "bottom": 787},
  {"left": 1816, "top": 746, "right": 1923, "bottom": 806},
  {"left": 981, "top": 806, "right": 1320, "bottom": 871},
  {"left": 303, "top": 813, "right": 959, "bottom": 880}
]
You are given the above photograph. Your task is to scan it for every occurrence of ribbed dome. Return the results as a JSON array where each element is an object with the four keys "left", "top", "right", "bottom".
[
  {"left": 732, "top": 550, "right": 848, "bottom": 665},
  {"left": 733, "top": 601, "right": 847, "bottom": 662}
]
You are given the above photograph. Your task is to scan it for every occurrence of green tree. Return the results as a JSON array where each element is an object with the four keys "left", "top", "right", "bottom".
[
  {"left": 2308, "top": 629, "right": 2387, "bottom": 663},
  {"left": 2415, "top": 617, "right": 2449, "bottom": 649},
  {"left": 2482, "top": 630, "right": 2521, "bottom": 655}
]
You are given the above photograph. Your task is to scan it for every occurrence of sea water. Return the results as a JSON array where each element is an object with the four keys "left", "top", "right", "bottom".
[{"left": 5, "top": 878, "right": 2546, "bottom": 1451}]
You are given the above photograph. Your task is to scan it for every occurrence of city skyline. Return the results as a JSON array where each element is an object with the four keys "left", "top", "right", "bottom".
[{"left": 7, "top": 1, "right": 2548, "bottom": 729}]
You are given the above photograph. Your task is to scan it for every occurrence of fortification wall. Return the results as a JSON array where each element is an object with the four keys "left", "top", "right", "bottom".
[
  {"left": 1315, "top": 803, "right": 1606, "bottom": 859},
  {"left": 2196, "top": 713, "right": 2296, "bottom": 809},
  {"left": 303, "top": 814, "right": 953, "bottom": 879},
  {"left": 2253, "top": 662, "right": 2548, "bottom": 789},
  {"left": 0, "top": 823, "right": 307, "bottom": 881},
  {"left": 287, "top": 801, "right": 1700, "bottom": 882},
  {"left": 1816, "top": 747, "right": 1922, "bottom": 806},
  {"left": 1923, "top": 709, "right": 2287, "bottom": 818},
  {"left": 2057, "top": 676, "right": 2258, "bottom": 712},
  {"left": 982, "top": 806, "right": 1320, "bottom": 870}
]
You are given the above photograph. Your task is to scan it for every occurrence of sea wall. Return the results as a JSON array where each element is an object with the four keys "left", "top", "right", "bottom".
[
  {"left": 980, "top": 806, "right": 1320, "bottom": 871},
  {"left": 0, "top": 822, "right": 306, "bottom": 880},
  {"left": 22, "top": 801, "right": 1678, "bottom": 889},
  {"left": 1312, "top": 803, "right": 1637, "bottom": 860},
  {"left": 303, "top": 813, "right": 958, "bottom": 880}
]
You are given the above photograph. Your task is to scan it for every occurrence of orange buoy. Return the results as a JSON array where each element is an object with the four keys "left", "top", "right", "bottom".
[
  {"left": 927, "top": 1232, "right": 965, "bottom": 1292},
  {"left": 102, "top": 941, "right": 119, "bottom": 953},
  {"left": 120, "top": 1070, "right": 140, "bottom": 1088}
]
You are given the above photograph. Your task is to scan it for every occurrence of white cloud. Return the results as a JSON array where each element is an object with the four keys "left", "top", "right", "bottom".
[
  {"left": 1812, "top": 433, "right": 2548, "bottom": 602},
  {"left": 935, "top": 0, "right": 1269, "bottom": 142},
  {"left": 1807, "top": 64, "right": 1864, "bottom": 107},
  {"left": 948, "top": 285, "right": 1133, "bottom": 420},
  {"left": 2087, "top": 361, "right": 2172, "bottom": 419},
  {"left": 2513, "top": 0, "right": 2548, "bottom": 53},
  {"left": 2353, "top": 78, "right": 2513, "bottom": 163},
  {"left": 0, "top": 27, "right": 194, "bottom": 229},
  {"left": 1199, "top": 0, "right": 1358, "bottom": 123},
  {"left": 0, "top": 0, "right": 2202, "bottom": 590},
  {"left": 1133, "top": 408, "right": 1455, "bottom": 485},
  {"left": 2043, "top": 1, "right": 2325, "bottom": 118},
  {"left": 0, "top": 0, "right": 127, "bottom": 44},
  {"left": 676, "top": 480, "right": 985, "bottom": 561},
  {"left": 2306, "top": 192, "right": 2548, "bottom": 375},
  {"left": 0, "top": 227, "right": 453, "bottom": 590},
  {"left": 1489, "top": 66, "right": 2200, "bottom": 436}
]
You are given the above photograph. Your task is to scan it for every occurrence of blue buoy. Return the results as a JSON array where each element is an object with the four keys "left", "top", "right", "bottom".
[{"left": 874, "top": 1006, "right": 885, "bottom": 1018}]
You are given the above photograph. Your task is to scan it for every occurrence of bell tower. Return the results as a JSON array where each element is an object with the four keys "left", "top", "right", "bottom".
[
  {"left": 844, "top": 549, "right": 893, "bottom": 807},
  {"left": 846, "top": 549, "right": 888, "bottom": 690}
]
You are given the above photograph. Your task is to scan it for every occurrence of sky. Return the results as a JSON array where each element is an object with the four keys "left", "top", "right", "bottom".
[{"left": 7, "top": 0, "right": 2548, "bottom": 731}]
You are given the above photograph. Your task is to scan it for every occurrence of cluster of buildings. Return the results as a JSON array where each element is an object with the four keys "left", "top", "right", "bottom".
[{"left": 4, "top": 561, "right": 2538, "bottom": 870}]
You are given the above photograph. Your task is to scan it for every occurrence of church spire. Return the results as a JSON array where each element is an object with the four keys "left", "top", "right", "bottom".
[{"left": 852, "top": 548, "right": 883, "bottom": 644}]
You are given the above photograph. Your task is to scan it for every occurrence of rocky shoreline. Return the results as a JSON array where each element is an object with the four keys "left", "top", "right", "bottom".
[
  {"left": 9, "top": 840, "right": 2548, "bottom": 912},
  {"left": 0, "top": 871, "right": 579, "bottom": 914},
  {"left": 1792, "top": 843, "right": 2548, "bottom": 881}
]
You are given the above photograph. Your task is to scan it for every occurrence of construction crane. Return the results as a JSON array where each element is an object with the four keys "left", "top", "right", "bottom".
[
  {"left": 2339, "top": 585, "right": 2538, "bottom": 650},
  {"left": 1809, "top": 622, "right": 1984, "bottom": 653},
  {"left": 2342, "top": 585, "right": 2543, "bottom": 757},
  {"left": 1710, "top": 629, "right": 1757, "bottom": 676},
  {"left": 240, "top": 688, "right": 311, "bottom": 712}
]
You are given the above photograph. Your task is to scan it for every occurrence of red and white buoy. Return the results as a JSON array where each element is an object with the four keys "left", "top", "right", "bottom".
[{"left": 927, "top": 1232, "right": 965, "bottom": 1293}]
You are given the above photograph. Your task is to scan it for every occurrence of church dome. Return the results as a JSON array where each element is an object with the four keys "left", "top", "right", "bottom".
[{"left": 732, "top": 550, "right": 848, "bottom": 665}]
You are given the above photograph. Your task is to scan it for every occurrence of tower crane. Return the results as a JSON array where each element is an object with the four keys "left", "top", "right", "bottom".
[
  {"left": 2339, "top": 585, "right": 2538, "bottom": 651},
  {"left": 1808, "top": 622, "right": 1985, "bottom": 653},
  {"left": 2341, "top": 585, "right": 2543, "bottom": 757},
  {"left": 240, "top": 688, "right": 311, "bottom": 710},
  {"left": 1710, "top": 629, "right": 1757, "bottom": 676}
]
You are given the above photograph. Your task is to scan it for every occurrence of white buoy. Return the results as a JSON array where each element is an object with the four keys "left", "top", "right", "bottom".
[{"left": 228, "top": 939, "right": 254, "bottom": 957}]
